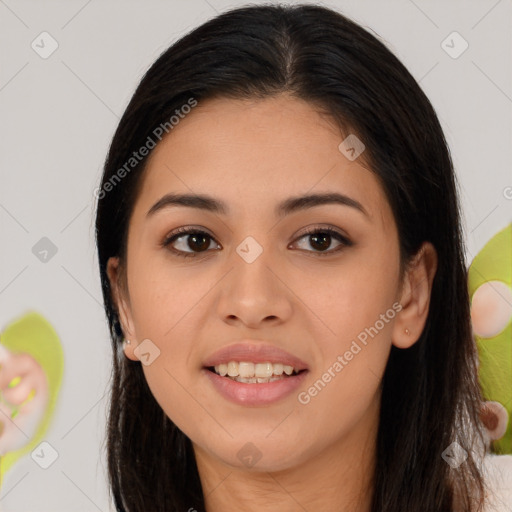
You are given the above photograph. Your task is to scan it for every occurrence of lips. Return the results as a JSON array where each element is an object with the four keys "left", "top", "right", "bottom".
[
  {"left": 201, "top": 341, "right": 310, "bottom": 405},
  {"left": 202, "top": 341, "right": 309, "bottom": 371},
  {"left": 203, "top": 367, "right": 308, "bottom": 406}
]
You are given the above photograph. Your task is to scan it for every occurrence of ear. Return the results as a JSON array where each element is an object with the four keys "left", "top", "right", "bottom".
[
  {"left": 106, "top": 256, "right": 138, "bottom": 361},
  {"left": 392, "top": 241, "right": 438, "bottom": 349}
]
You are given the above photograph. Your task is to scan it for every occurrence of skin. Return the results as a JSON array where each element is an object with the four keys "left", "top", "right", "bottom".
[{"left": 107, "top": 95, "right": 437, "bottom": 512}]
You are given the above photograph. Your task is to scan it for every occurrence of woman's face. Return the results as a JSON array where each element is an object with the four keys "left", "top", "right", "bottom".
[{"left": 108, "top": 95, "right": 422, "bottom": 474}]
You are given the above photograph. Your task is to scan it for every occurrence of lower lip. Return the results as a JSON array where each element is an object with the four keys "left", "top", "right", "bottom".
[{"left": 203, "top": 368, "right": 309, "bottom": 406}]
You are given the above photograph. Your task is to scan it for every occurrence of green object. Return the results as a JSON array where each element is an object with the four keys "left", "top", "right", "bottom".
[
  {"left": 469, "top": 224, "right": 512, "bottom": 454},
  {"left": 0, "top": 312, "right": 64, "bottom": 486}
]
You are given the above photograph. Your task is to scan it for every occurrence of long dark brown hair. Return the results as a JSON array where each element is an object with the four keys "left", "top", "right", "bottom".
[{"left": 95, "top": 4, "right": 488, "bottom": 511}]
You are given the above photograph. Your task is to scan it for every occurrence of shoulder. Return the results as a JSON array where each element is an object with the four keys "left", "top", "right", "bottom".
[{"left": 482, "top": 454, "right": 512, "bottom": 512}]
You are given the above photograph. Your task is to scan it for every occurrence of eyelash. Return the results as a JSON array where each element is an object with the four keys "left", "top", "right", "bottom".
[{"left": 161, "top": 226, "right": 353, "bottom": 259}]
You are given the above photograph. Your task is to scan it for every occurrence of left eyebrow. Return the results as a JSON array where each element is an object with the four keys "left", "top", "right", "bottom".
[
  {"left": 146, "top": 192, "right": 369, "bottom": 218},
  {"left": 275, "top": 192, "right": 369, "bottom": 218}
]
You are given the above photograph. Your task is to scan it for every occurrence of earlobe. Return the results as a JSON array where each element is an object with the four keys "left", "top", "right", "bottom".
[
  {"left": 122, "top": 338, "right": 138, "bottom": 361},
  {"left": 106, "top": 256, "right": 138, "bottom": 361},
  {"left": 392, "top": 242, "right": 438, "bottom": 349}
]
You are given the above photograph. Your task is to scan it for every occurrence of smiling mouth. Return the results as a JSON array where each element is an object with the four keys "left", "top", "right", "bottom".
[{"left": 206, "top": 361, "right": 306, "bottom": 384}]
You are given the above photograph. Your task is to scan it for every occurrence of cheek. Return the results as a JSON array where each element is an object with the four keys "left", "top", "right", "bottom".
[
  {"left": 296, "top": 239, "right": 400, "bottom": 350},
  {"left": 125, "top": 255, "right": 215, "bottom": 431},
  {"left": 294, "top": 290, "right": 394, "bottom": 448},
  {"left": 127, "top": 251, "right": 204, "bottom": 337},
  {"left": 293, "top": 238, "right": 399, "bottom": 411}
]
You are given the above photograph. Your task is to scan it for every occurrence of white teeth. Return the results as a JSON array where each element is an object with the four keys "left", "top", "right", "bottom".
[
  {"left": 238, "top": 362, "right": 255, "bottom": 378},
  {"left": 213, "top": 361, "right": 301, "bottom": 379},
  {"left": 273, "top": 363, "right": 284, "bottom": 375},
  {"left": 234, "top": 376, "right": 285, "bottom": 383},
  {"left": 255, "top": 362, "right": 273, "bottom": 378},
  {"left": 227, "top": 361, "right": 238, "bottom": 377},
  {"left": 234, "top": 376, "right": 257, "bottom": 383}
]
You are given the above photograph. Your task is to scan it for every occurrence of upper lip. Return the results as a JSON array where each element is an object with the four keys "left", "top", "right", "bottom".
[{"left": 203, "top": 341, "right": 309, "bottom": 371}]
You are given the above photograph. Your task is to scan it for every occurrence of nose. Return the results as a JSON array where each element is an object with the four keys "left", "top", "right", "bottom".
[{"left": 215, "top": 246, "right": 293, "bottom": 329}]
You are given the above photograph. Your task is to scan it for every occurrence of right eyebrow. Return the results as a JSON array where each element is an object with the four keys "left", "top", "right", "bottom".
[{"left": 147, "top": 193, "right": 229, "bottom": 217}]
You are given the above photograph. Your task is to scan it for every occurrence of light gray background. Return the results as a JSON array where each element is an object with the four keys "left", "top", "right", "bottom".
[{"left": 0, "top": 0, "right": 511, "bottom": 510}]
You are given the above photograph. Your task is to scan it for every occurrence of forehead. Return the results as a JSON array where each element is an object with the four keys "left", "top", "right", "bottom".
[
  {"left": 134, "top": 95, "right": 392, "bottom": 228},
  {"left": 147, "top": 95, "right": 348, "bottom": 171}
]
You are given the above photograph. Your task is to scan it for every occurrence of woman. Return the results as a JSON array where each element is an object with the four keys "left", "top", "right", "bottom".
[{"left": 95, "top": 4, "right": 506, "bottom": 511}]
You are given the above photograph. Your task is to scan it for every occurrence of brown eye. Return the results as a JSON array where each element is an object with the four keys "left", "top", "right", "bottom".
[
  {"left": 292, "top": 227, "right": 353, "bottom": 256},
  {"left": 184, "top": 233, "right": 211, "bottom": 252},
  {"left": 309, "top": 232, "right": 333, "bottom": 251},
  {"left": 163, "top": 228, "right": 220, "bottom": 258}
]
